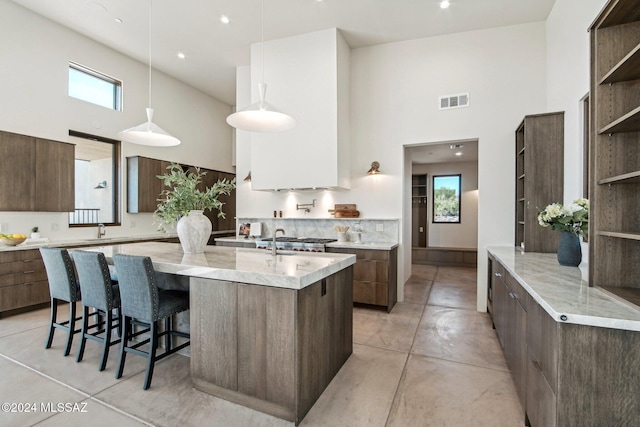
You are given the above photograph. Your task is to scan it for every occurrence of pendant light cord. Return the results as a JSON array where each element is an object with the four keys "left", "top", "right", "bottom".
[
  {"left": 261, "top": 0, "right": 264, "bottom": 85},
  {"left": 148, "top": 0, "right": 153, "bottom": 109}
]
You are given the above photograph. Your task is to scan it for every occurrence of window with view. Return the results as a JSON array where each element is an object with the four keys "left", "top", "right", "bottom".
[
  {"left": 68, "top": 62, "right": 122, "bottom": 110},
  {"left": 69, "top": 131, "right": 120, "bottom": 227},
  {"left": 432, "top": 174, "right": 461, "bottom": 223}
]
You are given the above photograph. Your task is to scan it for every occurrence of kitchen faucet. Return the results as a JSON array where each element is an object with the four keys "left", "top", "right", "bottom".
[
  {"left": 272, "top": 228, "right": 285, "bottom": 256},
  {"left": 97, "top": 223, "right": 105, "bottom": 238}
]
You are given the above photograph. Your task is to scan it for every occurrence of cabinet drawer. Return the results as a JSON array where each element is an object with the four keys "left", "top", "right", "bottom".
[
  {"left": 353, "top": 259, "right": 388, "bottom": 283},
  {"left": 1, "top": 259, "right": 45, "bottom": 276},
  {"left": 0, "top": 281, "right": 50, "bottom": 311},
  {"left": 353, "top": 281, "right": 388, "bottom": 306},
  {"left": 328, "top": 248, "right": 388, "bottom": 261},
  {"left": 526, "top": 357, "right": 557, "bottom": 427},
  {"left": 0, "top": 271, "right": 48, "bottom": 288},
  {"left": 0, "top": 249, "right": 41, "bottom": 263}
]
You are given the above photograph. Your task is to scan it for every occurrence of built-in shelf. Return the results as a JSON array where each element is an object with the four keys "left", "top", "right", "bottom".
[
  {"left": 598, "top": 286, "right": 640, "bottom": 308},
  {"left": 518, "top": 147, "right": 525, "bottom": 156},
  {"left": 598, "top": 170, "right": 640, "bottom": 185},
  {"left": 518, "top": 174, "right": 525, "bottom": 180},
  {"left": 518, "top": 198, "right": 525, "bottom": 202},
  {"left": 599, "top": 105, "right": 640, "bottom": 135},
  {"left": 598, "top": 231, "right": 640, "bottom": 241},
  {"left": 598, "top": 2, "right": 640, "bottom": 28},
  {"left": 600, "top": 42, "right": 640, "bottom": 84},
  {"left": 518, "top": 221, "right": 525, "bottom": 225}
]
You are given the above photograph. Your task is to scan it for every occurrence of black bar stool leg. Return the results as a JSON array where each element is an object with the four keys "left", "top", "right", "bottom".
[
  {"left": 99, "top": 311, "right": 112, "bottom": 372},
  {"left": 116, "top": 316, "right": 130, "bottom": 380},
  {"left": 45, "top": 298, "right": 58, "bottom": 349},
  {"left": 63, "top": 301, "right": 76, "bottom": 356},
  {"left": 76, "top": 306, "right": 89, "bottom": 363},
  {"left": 143, "top": 321, "right": 159, "bottom": 390},
  {"left": 164, "top": 317, "right": 171, "bottom": 351}
]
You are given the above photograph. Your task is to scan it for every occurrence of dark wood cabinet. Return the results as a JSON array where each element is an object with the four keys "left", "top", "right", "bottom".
[
  {"left": 412, "top": 174, "right": 427, "bottom": 247},
  {"left": 515, "top": 112, "right": 564, "bottom": 252},
  {"left": 326, "top": 246, "right": 397, "bottom": 312},
  {"left": 0, "top": 130, "right": 74, "bottom": 212},
  {"left": 127, "top": 156, "right": 236, "bottom": 232},
  {"left": 127, "top": 156, "right": 171, "bottom": 213},
  {"left": 0, "top": 249, "right": 49, "bottom": 314},
  {"left": 35, "top": 138, "right": 75, "bottom": 212},
  {"left": 589, "top": 0, "right": 640, "bottom": 309}
]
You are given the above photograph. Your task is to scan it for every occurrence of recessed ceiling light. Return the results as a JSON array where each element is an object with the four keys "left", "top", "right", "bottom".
[
  {"left": 440, "top": 1, "right": 450, "bottom": 9},
  {"left": 450, "top": 144, "right": 464, "bottom": 149},
  {"left": 114, "top": 18, "right": 122, "bottom": 24},
  {"left": 455, "top": 152, "right": 463, "bottom": 156},
  {"left": 177, "top": 52, "right": 186, "bottom": 59},
  {"left": 220, "top": 15, "right": 230, "bottom": 24}
]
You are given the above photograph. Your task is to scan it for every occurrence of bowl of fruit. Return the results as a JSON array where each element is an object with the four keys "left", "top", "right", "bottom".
[{"left": 0, "top": 233, "right": 27, "bottom": 246}]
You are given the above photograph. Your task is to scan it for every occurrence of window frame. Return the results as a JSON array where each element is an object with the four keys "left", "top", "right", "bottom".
[
  {"left": 432, "top": 174, "right": 462, "bottom": 224},
  {"left": 68, "top": 130, "right": 121, "bottom": 228},
  {"left": 68, "top": 61, "right": 122, "bottom": 111}
]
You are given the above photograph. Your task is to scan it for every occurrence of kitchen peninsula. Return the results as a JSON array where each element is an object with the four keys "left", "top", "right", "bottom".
[{"left": 80, "top": 241, "right": 355, "bottom": 425}]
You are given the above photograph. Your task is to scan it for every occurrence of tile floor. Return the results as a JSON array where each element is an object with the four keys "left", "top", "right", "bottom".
[{"left": 0, "top": 265, "right": 524, "bottom": 427}]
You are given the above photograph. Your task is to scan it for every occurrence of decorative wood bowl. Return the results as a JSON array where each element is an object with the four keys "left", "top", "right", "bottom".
[{"left": 0, "top": 237, "right": 27, "bottom": 246}]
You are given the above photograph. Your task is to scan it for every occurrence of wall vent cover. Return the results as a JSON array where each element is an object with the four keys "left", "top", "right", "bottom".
[{"left": 439, "top": 93, "right": 470, "bottom": 110}]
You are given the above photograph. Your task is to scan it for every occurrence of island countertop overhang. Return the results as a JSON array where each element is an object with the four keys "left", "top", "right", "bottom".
[{"left": 77, "top": 241, "right": 356, "bottom": 290}]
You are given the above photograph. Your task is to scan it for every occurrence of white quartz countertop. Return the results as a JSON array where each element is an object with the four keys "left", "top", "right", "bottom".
[
  {"left": 0, "top": 233, "right": 178, "bottom": 252},
  {"left": 75, "top": 241, "right": 356, "bottom": 290},
  {"left": 214, "top": 236, "right": 398, "bottom": 250},
  {"left": 487, "top": 246, "right": 640, "bottom": 332}
]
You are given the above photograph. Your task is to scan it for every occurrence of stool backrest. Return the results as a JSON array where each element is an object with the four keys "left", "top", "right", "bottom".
[
  {"left": 112, "top": 254, "right": 159, "bottom": 323},
  {"left": 73, "top": 250, "right": 115, "bottom": 311},
  {"left": 40, "top": 247, "right": 80, "bottom": 302}
]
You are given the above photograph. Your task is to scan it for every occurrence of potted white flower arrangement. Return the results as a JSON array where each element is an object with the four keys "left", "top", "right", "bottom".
[
  {"left": 154, "top": 163, "right": 236, "bottom": 254},
  {"left": 537, "top": 198, "right": 589, "bottom": 266}
]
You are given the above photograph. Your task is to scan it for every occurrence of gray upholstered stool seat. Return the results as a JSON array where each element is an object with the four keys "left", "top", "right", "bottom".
[
  {"left": 40, "top": 247, "right": 83, "bottom": 356},
  {"left": 112, "top": 253, "right": 190, "bottom": 390},
  {"left": 72, "top": 250, "right": 123, "bottom": 371}
]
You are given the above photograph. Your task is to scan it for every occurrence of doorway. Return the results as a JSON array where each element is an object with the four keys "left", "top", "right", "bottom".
[{"left": 406, "top": 139, "right": 479, "bottom": 267}]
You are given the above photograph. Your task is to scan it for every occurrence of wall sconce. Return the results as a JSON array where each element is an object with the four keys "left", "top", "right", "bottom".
[
  {"left": 367, "top": 161, "right": 381, "bottom": 175},
  {"left": 94, "top": 180, "right": 107, "bottom": 189},
  {"left": 244, "top": 171, "right": 252, "bottom": 182}
]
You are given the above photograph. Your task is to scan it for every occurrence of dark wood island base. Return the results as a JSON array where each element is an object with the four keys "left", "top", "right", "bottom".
[{"left": 190, "top": 266, "right": 353, "bottom": 425}]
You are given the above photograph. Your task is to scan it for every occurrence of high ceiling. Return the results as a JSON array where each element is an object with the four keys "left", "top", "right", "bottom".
[{"left": 11, "top": 0, "right": 556, "bottom": 105}]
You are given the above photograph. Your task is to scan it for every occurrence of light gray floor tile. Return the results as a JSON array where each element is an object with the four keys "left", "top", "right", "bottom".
[
  {"left": 0, "top": 326, "right": 147, "bottom": 395},
  {"left": 0, "top": 306, "right": 50, "bottom": 338},
  {"left": 300, "top": 344, "right": 407, "bottom": 427},
  {"left": 353, "top": 303, "right": 424, "bottom": 352},
  {"left": 411, "top": 305, "right": 508, "bottom": 370},
  {"left": 0, "top": 356, "right": 87, "bottom": 427},
  {"left": 31, "top": 398, "right": 150, "bottom": 427},
  {"left": 409, "top": 265, "right": 438, "bottom": 281},
  {"left": 95, "top": 354, "right": 290, "bottom": 427},
  {"left": 434, "top": 266, "right": 477, "bottom": 285},
  {"left": 403, "top": 280, "right": 432, "bottom": 305},
  {"left": 428, "top": 281, "right": 477, "bottom": 310},
  {"left": 387, "top": 354, "right": 524, "bottom": 427}
]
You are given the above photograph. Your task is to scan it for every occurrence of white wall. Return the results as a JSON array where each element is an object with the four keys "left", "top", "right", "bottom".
[
  {"left": 0, "top": 2, "right": 233, "bottom": 240},
  {"left": 236, "top": 22, "right": 547, "bottom": 308},
  {"left": 412, "top": 161, "right": 478, "bottom": 249}
]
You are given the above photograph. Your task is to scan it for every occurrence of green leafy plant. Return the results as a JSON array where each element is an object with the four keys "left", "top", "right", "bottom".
[
  {"left": 31, "top": 226, "right": 39, "bottom": 233},
  {"left": 537, "top": 198, "right": 589, "bottom": 235},
  {"left": 154, "top": 163, "right": 236, "bottom": 232}
]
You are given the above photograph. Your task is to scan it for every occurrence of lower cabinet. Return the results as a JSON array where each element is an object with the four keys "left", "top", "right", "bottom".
[
  {"left": 489, "top": 255, "right": 640, "bottom": 426},
  {"left": 327, "top": 246, "right": 397, "bottom": 312},
  {"left": 0, "top": 249, "right": 49, "bottom": 313}
]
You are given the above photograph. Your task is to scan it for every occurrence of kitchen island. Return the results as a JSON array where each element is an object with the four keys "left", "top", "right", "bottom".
[{"left": 79, "top": 241, "right": 356, "bottom": 425}]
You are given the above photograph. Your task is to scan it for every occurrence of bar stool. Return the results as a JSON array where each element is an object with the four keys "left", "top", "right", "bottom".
[
  {"left": 39, "top": 247, "right": 82, "bottom": 356},
  {"left": 73, "top": 250, "right": 122, "bottom": 371},
  {"left": 112, "top": 254, "right": 190, "bottom": 390}
]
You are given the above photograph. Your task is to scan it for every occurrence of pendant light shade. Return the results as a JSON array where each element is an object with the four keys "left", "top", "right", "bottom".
[
  {"left": 226, "top": 83, "right": 296, "bottom": 132},
  {"left": 118, "top": 0, "right": 181, "bottom": 146},
  {"left": 226, "top": 0, "right": 296, "bottom": 133}
]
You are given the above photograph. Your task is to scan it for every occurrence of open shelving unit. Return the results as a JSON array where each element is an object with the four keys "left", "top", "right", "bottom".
[
  {"left": 514, "top": 112, "right": 564, "bottom": 252},
  {"left": 589, "top": 0, "right": 640, "bottom": 309}
]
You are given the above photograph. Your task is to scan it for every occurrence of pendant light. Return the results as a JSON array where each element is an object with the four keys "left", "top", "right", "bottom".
[
  {"left": 118, "top": 0, "right": 181, "bottom": 146},
  {"left": 226, "top": 0, "right": 296, "bottom": 133}
]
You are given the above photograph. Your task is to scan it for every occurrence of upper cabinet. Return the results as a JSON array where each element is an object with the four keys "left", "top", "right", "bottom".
[
  {"left": 589, "top": 0, "right": 640, "bottom": 308},
  {"left": 250, "top": 29, "right": 351, "bottom": 191},
  {"left": 0, "top": 130, "right": 74, "bottom": 212},
  {"left": 515, "top": 112, "right": 564, "bottom": 252}
]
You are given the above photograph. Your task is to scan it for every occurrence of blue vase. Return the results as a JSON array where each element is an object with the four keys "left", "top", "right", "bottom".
[{"left": 557, "top": 231, "right": 581, "bottom": 266}]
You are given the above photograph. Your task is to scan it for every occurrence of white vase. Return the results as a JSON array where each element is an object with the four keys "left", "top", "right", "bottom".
[
  {"left": 176, "top": 210, "right": 212, "bottom": 254},
  {"left": 30, "top": 232, "right": 40, "bottom": 239}
]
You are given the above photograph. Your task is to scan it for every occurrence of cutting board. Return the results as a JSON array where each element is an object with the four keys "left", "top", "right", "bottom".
[
  {"left": 334, "top": 204, "right": 357, "bottom": 211},
  {"left": 335, "top": 210, "right": 360, "bottom": 218}
]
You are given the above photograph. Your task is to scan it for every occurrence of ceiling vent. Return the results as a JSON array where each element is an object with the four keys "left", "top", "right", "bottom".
[{"left": 439, "top": 93, "right": 470, "bottom": 110}]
